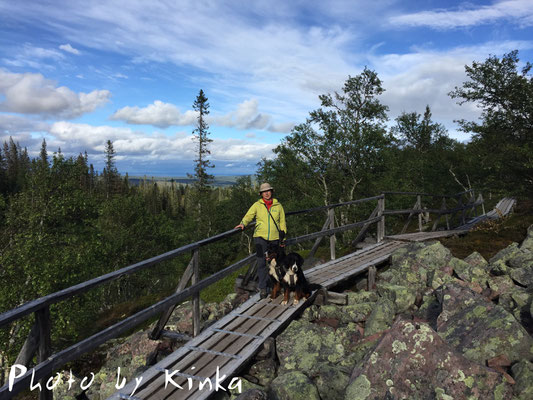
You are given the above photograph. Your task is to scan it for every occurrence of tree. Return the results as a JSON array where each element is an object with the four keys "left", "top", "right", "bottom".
[
  {"left": 261, "top": 68, "right": 392, "bottom": 205},
  {"left": 102, "top": 139, "right": 120, "bottom": 196},
  {"left": 191, "top": 89, "right": 214, "bottom": 190},
  {"left": 391, "top": 105, "right": 458, "bottom": 194},
  {"left": 449, "top": 50, "right": 533, "bottom": 194}
]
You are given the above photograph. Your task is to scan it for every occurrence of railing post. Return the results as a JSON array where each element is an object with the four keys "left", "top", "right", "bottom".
[
  {"left": 417, "top": 195, "right": 422, "bottom": 232},
  {"left": 36, "top": 306, "right": 52, "bottom": 400},
  {"left": 192, "top": 249, "right": 201, "bottom": 337},
  {"left": 328, "top": 208, "right": 336, "bottom": 260},
  {"left": 377, "top": 195, "right": 385, "bottom": 242}
]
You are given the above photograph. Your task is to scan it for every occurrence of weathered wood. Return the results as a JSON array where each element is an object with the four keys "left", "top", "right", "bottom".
[
  {"left": 192, "top": 249, "right": 201, "bottom": 337},
  {"left": 14, "top": 322, "right": 39, "bottom": 366},
  {"left": 417, "top": 195, "right": 423, "bottom": 232},
  {"left": 377, "top": 197, "right": 385, "bottom": 242},
  {"left": 0, "top": 254, "right": 255, "bottom": 399},
  {"left": 400, "top": 198, "right": 419, "bottom": 234},
  {"left": 308, "top": 214, "right": 331, "bottom": 259},
  {"left": 36, "top": 307, "right": 52, "bottom": 400},
  {"left": 368, "top": 266, "right": 377, "bottom": 291},
  {"left": 351, "top": 204, "right": 379, "bottom": 248},
  {"left": 329, "top": 208, "right": 336, "bottom": 260},
  {"left": 150, "top": 257, "right": 196, "bottom": 339}
]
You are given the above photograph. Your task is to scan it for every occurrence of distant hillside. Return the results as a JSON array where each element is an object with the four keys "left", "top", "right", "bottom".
[{"left": 128, "top": 175, "right": 250, "bottom": 187}]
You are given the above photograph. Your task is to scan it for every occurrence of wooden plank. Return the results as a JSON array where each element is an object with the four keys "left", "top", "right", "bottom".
[
  {"left": 192, "top": 250, "right": 200, "bottom": 337},
  {"left": 132, "top": 297, "right": 286, "bottom": 399}
]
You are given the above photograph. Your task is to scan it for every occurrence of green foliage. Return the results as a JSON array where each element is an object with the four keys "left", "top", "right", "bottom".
[{"left": 450, "top": 50, "right": 533, "bottom": 195}]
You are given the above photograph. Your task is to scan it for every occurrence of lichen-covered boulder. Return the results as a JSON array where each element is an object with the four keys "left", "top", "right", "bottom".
[
  {"left": 436, "top": 282, "right": 533, "bottom": 364},
  {"left": 309, "top": 362, "right": 350, "bottom": 400},
  {"left": 364, "top": 298, "right": 396, "bottom": 337},
  {"left": 276, "top": 319, "right": 345, "bottom": 375},
  {"left": 243, "top": 358, "right": 277, "bottom": 387},
  {"left": 376, "top": 282, "right": 417, "bottom": 313},
  {"left": 509, "top": 266, "right": 533, "bottom": 287},
  {"left": 487, "top": 275, "right": 515, "bottom": 297},
  {"left": 508, "top": 251, "right": 533, "bottom": 269},
  {"left": 519, "top": 224, "right": 533, "bottom": 251},
  {"left": 309, "top": 302, "right": 374, "bottom": 324},
  {"left": 233, "top": 388, "right": 268, "bottom": 400},
  {"left": 229, "top": 378, "right": 265, "bottom": 400},
  {"left": 88, "top": 330, "right": 160, "bottom": 399},
  {"left": 511, "top": 360, "right": 533, "bottom": 399},
  {"left": 51, "top": 370, "right": 85, "bottom": 400},
  {"left": 464, "top": 251, "right": 489, "bottom": 271},
  {"left": 269, "top": 371, "right": 320, "bottom": 400},
  {"left": 346, "top": 290, "right": 379, "bottom": 305},
  {"left": 384, "top": 242, "right": 453, "bottom": 294},
  {"left": 489, "top": 242, "right": 521, "bottom": 265},
  {"left": 449, "top": 257, "right": 490, "bottom": 287},
  {"left": 346, "top": 319, "right": 512, "bottom": 399}
]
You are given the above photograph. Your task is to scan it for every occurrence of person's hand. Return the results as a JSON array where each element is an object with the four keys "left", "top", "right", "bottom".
[
  {"left": 280, "top": 240, "right": 286, "bottom": 248},
  {"left": 235, "top": 224, "right": 244, "bottom": 230}
]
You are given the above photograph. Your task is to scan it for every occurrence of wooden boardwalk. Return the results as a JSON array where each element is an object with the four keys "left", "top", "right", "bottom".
[
  {"left": 108, "top": 198, "right": 515, "bottom": 400},
  {"left": 108, "top": 240, "right": 405, "bottom": 400}
]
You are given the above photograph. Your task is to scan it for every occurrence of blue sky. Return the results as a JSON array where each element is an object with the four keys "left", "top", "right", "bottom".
[{"left": 1, "top": 0, "right": 532, "bottom": 176}]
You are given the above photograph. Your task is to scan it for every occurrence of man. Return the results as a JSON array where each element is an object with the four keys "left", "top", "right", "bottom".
[{"left": 235, "top": 183, "right": 287, "bottom": 299}]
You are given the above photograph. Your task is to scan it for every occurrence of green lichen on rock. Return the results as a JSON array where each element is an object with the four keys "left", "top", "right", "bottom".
[
  {"left": 364, "top": 298, "right": 396, "bottom": 337},
  {"left": 229, "top": 378, "right": 263, "bottom": 400},
  {"left": 464, "top": 251, "right": 489, "bottom": 271},
  {"left": 311, "top": 363, "right": 350, "bottom": 400},
  {"left": 269, "top": 371, "right": 320, "bottom": 400},
  {"left": 376, "top": 282, "right": 417, "bottom": 313},
  {"left": 511, "top": 360, "right": 533, "bottom": 399},
  {"left": 346, "top": 290, "right": 379, "bottom": 305},
  {"left": 276, "top": 319, "right": 345, "bottom": 374},
  {"left": 344, "top": 374, "right": 372, "bottom": 400}
]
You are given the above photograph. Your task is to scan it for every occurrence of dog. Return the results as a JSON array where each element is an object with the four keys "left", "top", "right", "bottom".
[{"left": 265, "top": 243, "right": 319, "bottom": 305}]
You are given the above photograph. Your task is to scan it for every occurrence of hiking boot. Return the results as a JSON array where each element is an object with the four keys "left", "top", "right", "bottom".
[{"left": 259, "top": 289, "right": 267, "bottom": 299}]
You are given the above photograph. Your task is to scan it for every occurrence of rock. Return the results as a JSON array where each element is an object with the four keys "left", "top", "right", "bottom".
[
  {"left": 364, "top": 298, "right": 395, "bottom": 337},
  {"left": 309, "top": 363, "right": 350, "bottom": 400},
  {"left": 244, "top": 358, "right": 277, "bottom": 387},
  {"left": 511, "top": 360, "right": 533, "bottom": 399},
  {"left": 229, "top": 378, "right": 265, "bottom": 400},
  {"left": 51, "top": 370, "right": 85, "bottom": 400},
  {"left": 508, "top": 251, "right": 533, "bottom": 269},
  {"left": 487, "top": 275, "right": 515, "bottom": 297},
  {"left": 233, "top": 388, "right": 268, "bottom": 400},
  {"left": 87, "top": 330, "right": 161, "bottom": 399},
  {"left": 464, "top": 251, "right": 489, "bottom": 271},
  {"left": 347, "top": 318, "right": 513, "bottom": 399},
  {"left": 346, "top": 290, "right": 379, "bottom": 305},
  {"left": 276, "top": 320, "right": 345, "bottom": 375},
  {"left": 310, "top": 303, "right": 374, "bottom": 324},
  {"left": 449, "top": 257, "right": 490, "bottom": 287},
  {"left": 436, "top": 282, "right": 533, "bottom": 364},
  {"left": 269, "top": 371, "right": 320, "bottom": 400},
  {"left": 519, "top": 224, "right": 533, "bottom": 251},
  {"left": 489, "top": 242, "right": 521, "bottom": 265},
  {"left": 510, "top": 266, "right": 533, "bottom": 287},
  {"left": 376, "top": 282, "right": 417, "bottom": 313}
]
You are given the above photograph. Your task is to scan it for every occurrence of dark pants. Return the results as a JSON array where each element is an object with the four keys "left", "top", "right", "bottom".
[{"left": 254, "top": 237, "right": 277, "bottom": 290}]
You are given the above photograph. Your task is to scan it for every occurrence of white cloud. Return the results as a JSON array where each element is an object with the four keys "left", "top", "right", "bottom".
[
  {"left": 2, "top": 43, "right": 64, "bottom": 69},
  {"left": 110, "top": 100, "right": 197, "bottom": 128},
  {"left": 48, "top": 121, "right": 275, "bottom": 162},
  {"left": 0, "top": 69, "right": 110, "bottom": 118},
  {"left": 112, "top": 98, "right": 295, "bottom": 133},
  {"left": 390, "top": 0, "right": 533, "bottom": 29},
  {"left": 0, "top": 114, "right": 50, "bottom": 135},
  {"left": 59, "top": 43, "right": 80, "bottom": 55}
]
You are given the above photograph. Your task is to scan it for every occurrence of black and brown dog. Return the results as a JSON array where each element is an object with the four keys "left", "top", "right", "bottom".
[{"left": 265, "top": 243, "right": 319, "bottom": 305}]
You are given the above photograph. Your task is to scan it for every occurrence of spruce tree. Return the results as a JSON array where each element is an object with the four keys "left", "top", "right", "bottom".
[{"left": 191, "top": 89, "right": 214, "bottom": 190}]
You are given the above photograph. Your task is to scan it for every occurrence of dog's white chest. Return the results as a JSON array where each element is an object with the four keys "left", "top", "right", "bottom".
[{"left": 268, "top": 259, "right": 280, "bottom": 281}]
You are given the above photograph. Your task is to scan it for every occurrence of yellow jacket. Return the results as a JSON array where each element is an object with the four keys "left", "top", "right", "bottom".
[{"left": 240, "top": 198, "right": 287, "bottom": 240}]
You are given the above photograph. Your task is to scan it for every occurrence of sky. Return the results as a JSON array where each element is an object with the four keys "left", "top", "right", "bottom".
[{"left": 1, "top": 0, "right": 532, "bottom": 176}]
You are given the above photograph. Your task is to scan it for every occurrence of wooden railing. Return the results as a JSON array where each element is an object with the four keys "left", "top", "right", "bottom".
[{"left": 0, "top": 189, "right": 483, "bottom": 400}]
